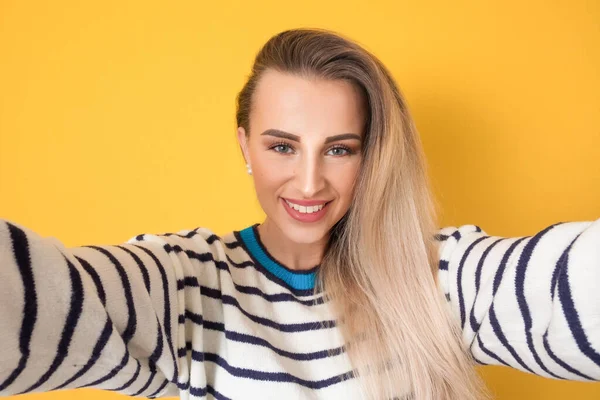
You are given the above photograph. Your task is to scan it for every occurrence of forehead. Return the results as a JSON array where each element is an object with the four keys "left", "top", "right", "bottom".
[{"left": 250, "top": 69, "right": 366, "bottom": 137}]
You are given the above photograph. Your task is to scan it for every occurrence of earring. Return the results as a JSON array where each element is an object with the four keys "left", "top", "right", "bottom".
[{"left": 246, "top": 163, "right": 252, "bottom": 175}]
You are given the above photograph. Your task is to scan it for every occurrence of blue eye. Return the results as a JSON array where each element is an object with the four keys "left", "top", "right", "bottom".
[
  {"left": 327, "top": 146, "right": 351, "bottom": 156},
  {"left": 271, "top": 143, "right": 294, "bottom": 154}
]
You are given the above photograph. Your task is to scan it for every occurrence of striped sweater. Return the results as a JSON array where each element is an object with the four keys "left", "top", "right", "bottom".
[{"left": 0, "top": 218, "right": 599, "bottom": 399}]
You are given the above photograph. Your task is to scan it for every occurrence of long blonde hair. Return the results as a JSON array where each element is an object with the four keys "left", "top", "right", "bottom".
[{"left": 236, "top": 28, "right": 490, "bottom": 400}]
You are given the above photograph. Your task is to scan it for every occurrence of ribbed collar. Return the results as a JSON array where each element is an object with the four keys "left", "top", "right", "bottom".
[{"left": 237, "top": 223, "right": 319, "bottom": 291}]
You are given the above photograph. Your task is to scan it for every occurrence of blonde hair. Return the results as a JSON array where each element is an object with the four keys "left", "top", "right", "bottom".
[{"left": 236, "top": 28, "right": 490, "bottom": 400}]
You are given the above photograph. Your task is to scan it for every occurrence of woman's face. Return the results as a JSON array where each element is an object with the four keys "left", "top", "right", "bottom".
[{"left": 237, "top": 69, "right": 366, "bottom": 244}]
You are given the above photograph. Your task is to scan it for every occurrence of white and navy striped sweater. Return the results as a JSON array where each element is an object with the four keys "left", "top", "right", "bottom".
[{"left": 0, "top": 218, "right": 598, "bottom": 399}]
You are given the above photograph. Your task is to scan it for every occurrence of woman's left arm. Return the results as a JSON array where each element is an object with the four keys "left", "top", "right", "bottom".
[{"left": 435, "top": 218, "right": 600, "bottom": 381}]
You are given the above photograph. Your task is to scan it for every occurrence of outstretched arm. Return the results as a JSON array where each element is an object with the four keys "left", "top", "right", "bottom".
[
  {"left": 435, "top": 218, "right": 600, "bottom": 381},
  {"left": 0, "top": 219, "right": 216, "bottom": 397}
]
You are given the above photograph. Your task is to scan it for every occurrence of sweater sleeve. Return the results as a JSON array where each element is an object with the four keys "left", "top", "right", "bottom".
[
  {"left": 0, "top": 218, "right": 213, "bottom": 397},
  {"left": 435, "top": 218, "right": 600, "bottom": 381}
]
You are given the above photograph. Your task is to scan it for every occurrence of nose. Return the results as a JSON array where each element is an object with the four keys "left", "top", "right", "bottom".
[{"left": 295, "top": 152, "right": 326, "bottom": 198}]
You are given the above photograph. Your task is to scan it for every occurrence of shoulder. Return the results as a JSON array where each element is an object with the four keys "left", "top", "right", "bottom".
[
  {"left": 434, "top": 224, "right": 486, "bottom": 261},
  {"left": 126, "top": 226, "right": 247, "bottom": 258},
  {"left": 125, "top": 226, "right": 224, "bottom": 254}
]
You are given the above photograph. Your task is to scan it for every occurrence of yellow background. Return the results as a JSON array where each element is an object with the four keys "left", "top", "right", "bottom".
[{"left": 1, "top": 0, "right": 599, "bottom": 398}]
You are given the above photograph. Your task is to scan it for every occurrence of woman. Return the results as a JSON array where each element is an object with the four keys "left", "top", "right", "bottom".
[{"left": 0, "top": 28, "right": 598, "bottom": 400}]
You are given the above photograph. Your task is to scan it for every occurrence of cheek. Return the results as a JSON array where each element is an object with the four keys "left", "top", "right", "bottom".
[
  {"left": 252, "top": 161, "right": 289, "bottom": 194},
  {"left": 327, "top": 162, "right": 361, "bottom": 199}
]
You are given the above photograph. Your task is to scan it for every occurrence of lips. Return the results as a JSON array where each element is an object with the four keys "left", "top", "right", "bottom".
[
  {"left": 281, "top": 197, "right": 331, "bottom": 223},
  {"left": 282, "top": 198, "right": 331, "bottom": 207}
]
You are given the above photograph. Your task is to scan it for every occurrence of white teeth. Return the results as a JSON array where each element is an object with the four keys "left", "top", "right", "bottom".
[{"left": 285, "top": 200, "right": 325, "bottom": 214}]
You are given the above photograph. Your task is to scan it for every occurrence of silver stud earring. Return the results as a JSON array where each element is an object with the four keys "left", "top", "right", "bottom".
[{"left": 246, "top": 163, "right": 252, "bottom": 175}]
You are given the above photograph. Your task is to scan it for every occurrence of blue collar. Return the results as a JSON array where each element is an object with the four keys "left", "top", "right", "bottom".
[{"left": 237, "top": 224, "right": 318, "bottom": 291}]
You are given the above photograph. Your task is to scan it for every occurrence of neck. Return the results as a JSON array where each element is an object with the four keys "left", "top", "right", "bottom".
[{"left": 257, "top": 218, "right": 328, "bottom": 271}]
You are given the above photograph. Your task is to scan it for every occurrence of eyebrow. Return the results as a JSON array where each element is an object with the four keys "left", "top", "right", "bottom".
[{"left": 260, "top": 129, "right": 362, "bottom": 144}]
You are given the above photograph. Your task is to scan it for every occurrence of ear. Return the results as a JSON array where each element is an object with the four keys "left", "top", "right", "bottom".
[{"left": 236, "top": 126, "right": 250, "bottom": 166}]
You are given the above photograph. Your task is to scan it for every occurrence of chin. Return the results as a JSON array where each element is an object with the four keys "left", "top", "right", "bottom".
[{"left": 280, "top": 221, "right": 331, "bottom": 245}]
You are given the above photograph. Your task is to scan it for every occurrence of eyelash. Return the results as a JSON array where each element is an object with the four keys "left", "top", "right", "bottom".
[{"left": 268, "top": 141, "right": 354, "bottom": 156}]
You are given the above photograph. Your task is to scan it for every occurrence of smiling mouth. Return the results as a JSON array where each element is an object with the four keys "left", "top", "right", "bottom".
[
  {"left": 282, "top": 198, "right": 332, "bottom": 210},
  {"left": 280, "top": 198, "right": 333, "bottom": 221}
]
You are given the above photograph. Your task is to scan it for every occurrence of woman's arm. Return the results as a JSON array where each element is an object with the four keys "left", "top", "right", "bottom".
[
  {"left": 435, "top": 218, "right": 600, "bottom": 381},
  {"left": 0, "top": 218, "right": 214, "bottom": 397}
]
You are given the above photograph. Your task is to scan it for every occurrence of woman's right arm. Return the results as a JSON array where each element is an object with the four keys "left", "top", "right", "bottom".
[{"left": 0, "top": 218, "right": 211, "bottom": 398}]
